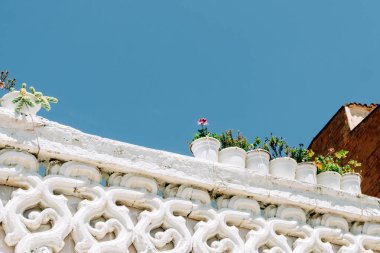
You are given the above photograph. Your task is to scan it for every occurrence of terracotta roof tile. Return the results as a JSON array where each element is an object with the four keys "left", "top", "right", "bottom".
[{"left": 345, "top": 102, "right": 378, "bottom": 109}]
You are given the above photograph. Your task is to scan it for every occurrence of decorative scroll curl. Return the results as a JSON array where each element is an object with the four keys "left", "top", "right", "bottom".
[
  {"left": 1, "top": 174, "right": 80, "bottom": 252},
  {"left": 71, "top": 187, "right": 138, "bottom": 253},
  {"left": 0, "top": 150, "right": 379, "bottom": 252},
  {"left": 134, "top": 198, "right": 194, "bottom": 252}
]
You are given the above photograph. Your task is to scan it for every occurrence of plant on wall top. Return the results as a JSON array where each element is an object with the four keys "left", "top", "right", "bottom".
[
  {"left": 12, "top": 83, "right": 58, "bottom": 113},
  {"left": 248, "top": 137, "right": 270, "bottom": 151},
  {"left": 191, "top": 118, "right": 218, "bottom": 142},
  {"left": 1, "top": 68, "right": 58, "bottom": 114},
  {"left": 29, "top": 85, "right": 58, "bottom": 111},
  {"left": 12, "top": 83, "right": 34, "bottom": 113},
  {"left": 314, "top": 148, "right": 362, "bottom": 174},
  {"left": 219, "top": 129, "right": 250, "bottom": 151},
  {"left": 342, "top": 159, "right": 362, "bottom": 174},
  {"left": 289, "top": 144, "right": 314, "bottom": 163},
  {"left": 0, "top": 70, "right": 16, "bottom": 92},
  {"left": 264, "top": 133, "right": 290, "bottom": 159}
]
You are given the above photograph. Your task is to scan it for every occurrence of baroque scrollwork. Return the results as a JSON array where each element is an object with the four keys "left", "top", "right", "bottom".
[
  {"left": 0, "top": 151, "right": 78, "bottom": 253},
  {"left": 191, "top": 208, "right": 249, "bottom": 253},
  {"left": 134, "top": 198, "right": 194, "bottom": 252},
  {"left": 71, "top": 187, "right": 137, "bottom": 253},
  {"left": 0, "top": 149, "right": 379, "bottom": 252}
]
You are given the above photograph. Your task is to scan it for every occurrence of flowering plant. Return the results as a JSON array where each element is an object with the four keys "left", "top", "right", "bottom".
[
  {"left": 288, "top": 144, "right": 314, "bottom": 163},
  {"left": 219, "top": 129, "right": 250, "bottom": 151},
  {"left": 191, "top": 118, "right": 218, "bottom": 142},
  {"left": 314, "top": 148, "right": 362, "bottom": 174},
  {"left": 0, "top": 70, "right": 16, "bottom": 92}
]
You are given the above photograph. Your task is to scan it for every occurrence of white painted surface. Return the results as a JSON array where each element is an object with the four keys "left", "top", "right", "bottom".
[
  {"left": 269, "top": 157, "right": 297, "bottom": 180},
  {"left": 218, "top": 147, "right": 246, "bottom": 168},
  {"left": 0, "top": 107, "right": 379, "bottom": 221},
  {"left": 0, "top": 108, "right": 379, "bottom": 252},
  {"left": 246, "top": 149, "right": 270, "bottom": 175},
  {"left": 295, "top": 162, "right": 317, "bottom": 184},
  {"left": 317, "top": 171, "right": 341, "bottom": 190},
  {"left": 345, "top": 105, "right": 372, "bottom": 130},
  {"left": 190, "top": 136, "right": 220, "bottom": 162},
  {"left": 341, "top": 173, "right": 362, "bottom": 194},
  {"left": 1, "top": 91, "right": 41, "bottom": 115}
]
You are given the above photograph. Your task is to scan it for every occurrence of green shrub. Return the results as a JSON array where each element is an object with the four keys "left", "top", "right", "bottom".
[
  {"left": 264, "top": 133, "right": 289, "bottom": 159},
  {"left": 289, "top": 144, "right": 314, "bottom": 163},
  {"left": 314, "top": 149, "right": 361, "bottom": 175},
  {"left": 219, "top": 129, "right": 250, "bottom": 151}
]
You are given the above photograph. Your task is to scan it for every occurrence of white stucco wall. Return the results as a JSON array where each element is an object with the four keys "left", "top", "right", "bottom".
[{"left": 0, "top": 107, "right": 379, "bottom": 252}]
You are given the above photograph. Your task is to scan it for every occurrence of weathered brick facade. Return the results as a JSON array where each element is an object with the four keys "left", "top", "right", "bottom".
[{"left": 309, "top": 103, "right": 380, "bottom": 197}]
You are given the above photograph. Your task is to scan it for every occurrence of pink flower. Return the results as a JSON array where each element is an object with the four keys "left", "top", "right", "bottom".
[
  {"left": 328, "top": 148, "right": 335, "bottom": 154},
  {"left": 197, "top": 118, "right": 208, "bottom": 126}
]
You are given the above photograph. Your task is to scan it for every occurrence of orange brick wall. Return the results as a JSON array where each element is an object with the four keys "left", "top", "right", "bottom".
[{"left": 309, "top": 107, "right": 380, "bottom": 198}]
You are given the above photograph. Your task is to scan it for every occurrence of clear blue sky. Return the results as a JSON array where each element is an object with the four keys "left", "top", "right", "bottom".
[{"left": 1, "top": 1, "right": 379, "bottom": 155}]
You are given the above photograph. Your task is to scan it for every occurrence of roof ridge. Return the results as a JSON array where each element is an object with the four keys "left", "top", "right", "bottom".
[{"left": 344, "top": 102, "right": 379, "bottom": 108}]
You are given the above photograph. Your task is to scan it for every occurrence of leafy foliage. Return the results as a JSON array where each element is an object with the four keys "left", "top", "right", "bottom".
[
  {"left": 0, "top": 70, "right": 16, "bottom": 92},
  {"left": 342, "top": 159, "right": 362, "bottom": 174},
  {"left": 12, "top": 83, "right": 34, "bottom": 113},
  {"left": 219, "top": 130, "right": 250, "bottom": 151},
  {"left": 314, "top": 148, "right": 362, "bottom": 175},
  {"left": 12, "top": 83, "right": 58, "bottom": 113},
  {"left": 1, "top": 68, "right": 58, "bottom": 113},
  {"left": 289, "top": 144, "right": 314, "bottom": 163},
  {"left": 264, "top": 133, "right": 290, "bottom": 158},
  {"left": 248, "top": 137, "right": 270, "bottom": 152},
  {"left": 29, "top": 85, "right": 58, "bottom": 111}
]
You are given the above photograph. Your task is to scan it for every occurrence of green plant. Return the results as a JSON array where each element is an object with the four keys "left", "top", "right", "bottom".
[
  {"left": 29, "top": 86, "right": 58, "bottom": 111},
  {"left": 264, "top": 133, "right": 289, "bottom": 159},
  {"left": 248, "top": 137, "right": 270, "bottom": 152},
  {"left": 12, "top": 83, "right": 58, "bottom": 113},
  {"left": 12, "top": 83, "right": 34, "bottom": 113},
  {"left": 0, "top": 70, "right": 16, "bottom": 92},
  {"left": 219, "top": 129, "right": 250, "bottom": 151},
  {"left": 314, "top": 148, "right": 362, "bottom": 175},
  {"left": 192, "top": 118, "right": 218, "bottom": 142},
  {"left": 289, "top": 144, "right": 315, "bottom": 163},
  {"left": 342, "top": 159, "right": 362, "bottom": 174}
]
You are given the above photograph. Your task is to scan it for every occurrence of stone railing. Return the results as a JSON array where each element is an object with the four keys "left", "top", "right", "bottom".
[{"left": 0, "top": 107, "right": 379, "bottom": 253}]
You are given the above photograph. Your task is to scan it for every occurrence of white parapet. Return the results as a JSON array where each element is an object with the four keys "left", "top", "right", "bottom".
[{"left": 0, "top": 107, "right": 379, "bottom": 253}]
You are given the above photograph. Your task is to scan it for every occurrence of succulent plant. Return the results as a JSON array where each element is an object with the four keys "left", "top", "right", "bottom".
[
  {"left": 29, "top": 85, "right": 58, "bottom": 111},
  {"left": 12, "top": 83, "right": 58, "bottom": 113}
]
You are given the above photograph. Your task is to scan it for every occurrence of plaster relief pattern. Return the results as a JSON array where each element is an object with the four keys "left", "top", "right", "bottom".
[{"left": 0, "top": 149, "right": 379, "bottom": 252}]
